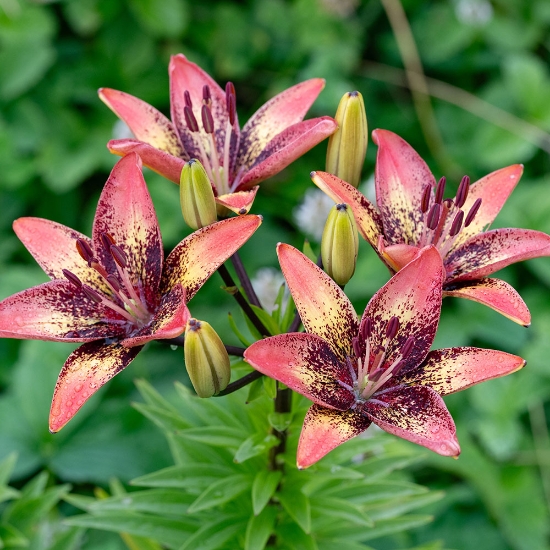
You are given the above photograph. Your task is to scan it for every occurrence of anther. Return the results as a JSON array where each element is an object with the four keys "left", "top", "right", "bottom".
[
  {"left": 110, "top": 245, "right": 128, "bottom": 268},
  {"left": 184, "top": 106, "right": 199, "bottom": 132},
  {"left": 184, "top": 90, "right": 193, "bottom": 109},
  {"left": 100, "top": 232, "right": 115, "bottom": 251},
  {"left": 225, "top": 82, "right": 236, "bottom": 125},
  {"left": 361, "top": 317, "right": 372, "bottom": 340},
  {"left": 386, "top": 316, "right": 400, "bottom": 340},
  {"left": 464, "top": 198, "right": 482, "bottom": 227},
  {"left": 202, "top": 85, "right": 211, "bottom": 104},
  {"left": 63, "top": 269, "right": 82, "bottom": 289},
  {"left": 449, "top": 210, "right": 464, "bottom": 237},
  {"left": 401, "top": 336, "right": 415, "bottom": 358},
  {"left": 352, "top": 337, "right": 362, "bottom": 358},
  {"left": 455, "top": 175, "right": 470, "bottom": 208},
  {"left": 421, "top": 185, "right": 431, "bottom": 213},
  {"left": 443, "top": 198, "right": 454, "bottom": 209},
  {"left": 106, "top": 274, "right": 121, "bottom": 292},
  {"left": 82, "top": 286, "right": 103, "bottom": 304},
  {"left": 201, "top": 104, "right": 214, "bottom": 134},
  {"left": 76, "top": 239, "right": 94, "bottom": 265},
  {"left": 435, "top": 177, "right": 446, "bottom": 204},
  {"left": 427, "top": 203, "right": 442, "bottom": 230}
]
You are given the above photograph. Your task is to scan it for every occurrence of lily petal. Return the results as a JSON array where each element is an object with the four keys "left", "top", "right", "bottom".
[
  {"left": 372, "top": 129, "right": 436, "bottom": 246},
  {"left": 310, "top": 171, "right": 384, "bottom": 249},
  {"left": 401, "top": 347, "right": 525, "bottom": 396},
  {"left": 277, "top": 243, "right": 358, "bottom": 361},
  {"left": 244, "top": 333, "right": 354, "bottom": 410},
  {"left": 446, "top": 228, "right": 550, "bottom": 282},
  {"left": 13, "top": 218, "right": 104, "bottom": 289},
  {"left": 237, "top": 117, "right": 337, "bottom": 190},
  {"left": 378, "top": 241, "right": 420, "bottom": 273},
  {"left": 215, "top": 187, "right": 258, "bottom": 215},
  {"left": 107, "top": 139, "right": 185, "bottom": 184},
  {"left": 169, "top": 54, "right": 231, "bottom": 164},
  {"left": 161, "top": 215, "right": 262, "bottom": 299},
  {"left": 237, "top": 78, "right": 326, "bottom": 170},
  {"left": 452, "top": 164, "right": 523, "bottom": 250},
  {"left": 297, "top": 404, "right": 371, "bottom": 469},
  {"left": 93, "top": 153, "right": 163, "bottom": 309},
  {"left": 443, "top": 278, "right": 531, "bottom": 327},
  {"left": 49, "top": 341, "right": 142, "bottom": 432},
  {"left": 362, "top": 246, "right": 443, "bottom": 374},
  {"left": 122, "top": 284, "right": 190, "bottom": 347},
  {"left": 0, "top": 281, "right": 125, "bottom": 342},
  {"left": 363, "top": 385, "right": 460, "bottom": 456},
  {"left": 99, "top": 88, "right": 185, "bottom": 157}
]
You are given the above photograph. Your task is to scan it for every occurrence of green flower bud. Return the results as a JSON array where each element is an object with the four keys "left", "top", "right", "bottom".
[
  {"left": 180, "top": 159, "right": 218, "bottom": 229},
  {"left": 325, "top": 91, "right": 368, "bottom": 188},
  {"left": 184, "top": 318, "right": 230, "bottom": 398},
  {"left": 321, "top": 203, "right": 359, "bottom": 286}
]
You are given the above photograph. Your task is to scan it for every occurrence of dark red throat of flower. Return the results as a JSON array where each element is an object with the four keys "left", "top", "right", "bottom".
[
  {"left": 63, "top": 235, "right": 152, "bottom": 327},
  {"left": 419, "top": 175, "right": 481, "bottom": 257}
]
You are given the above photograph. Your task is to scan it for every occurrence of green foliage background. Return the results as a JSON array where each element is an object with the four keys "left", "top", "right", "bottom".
[{"left": 1, "top": 0, "right": 550, "bottom": 548}]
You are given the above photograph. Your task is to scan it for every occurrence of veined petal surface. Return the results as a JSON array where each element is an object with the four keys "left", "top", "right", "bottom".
[
  {"left": 49, "top": 341, "right": 142, "bottom": 432},
  {"left": 237, "top": 117, "right": 337, "bottom": 190},
  {"left": 446, "top": 228, "right": 550, "bottom": 282},
  {"left": 92, "top": 153, "right": 163, "bottom": 309},
  {"left": 362, "top": 246, "right": 443, "bottom": 374},
  {"left": 237, "top": 78, "right": 325, "bottom": 170},
  {"left": 107, "top": 139, "right": 185, "bottom": 184},
  {"left": 311, "top": 171, "right": 383, "bottom": 249},
  {"left": 363, "top": 385, "right": 460, "bottom": 456},
  {"left": 373, "top": 129, "right": 436, "bottom": 246},
  {"left": 297, "top": 404, "right": 371, "bottom": 469},
  {"left": 99, "top": 88, "right": 185, "bottom": 158},
  {"left": 401, "top": 347, "right": 525, "bottom": 396},
  {"left": 277, "top": 243, "right": 358, "bottom": 361},
  {"left": 161, "top": 215, "right": 262, "bottom": 299},
  {"left": 443, "top": 278, "right": 531, "bottom": 327},
  {"left": 244, "top": 333, "right": 354, "bottom": 410}
]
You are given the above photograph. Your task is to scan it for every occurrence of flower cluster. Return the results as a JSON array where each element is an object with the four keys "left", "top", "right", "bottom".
[{"left": 0, "top": 55, "right": 546, "bottom": 471}]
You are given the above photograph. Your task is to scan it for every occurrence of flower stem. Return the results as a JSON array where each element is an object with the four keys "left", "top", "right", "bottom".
[
  {"left": 218, "top": 263, "right": 271, "bottom": 337},
  {"left": 230, "top": 252, "right": 262, "bottom": 307},
  {"left": 214, "top": 370, "right": 264, "bottom": 396}
]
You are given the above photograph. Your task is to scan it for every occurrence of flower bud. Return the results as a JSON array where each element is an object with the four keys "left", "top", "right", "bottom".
[
  {"left": 325, "top": 91, "right": 368, "bottom": 188},
  {"left": 184, "top": 318, "right": 231, "bottom": 398},
  {"left": 321, "top": 203, "right": 359, "bottom": 286},
  {"left": 180, "top": 159, "right": 217, "bottom": 229}
]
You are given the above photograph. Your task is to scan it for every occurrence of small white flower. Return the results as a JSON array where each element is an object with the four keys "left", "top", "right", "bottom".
[
  {"left": 294, "top": 188, "right": 335, "bottom": 242},
  {"left": 252, "top": 267, "right": 287, "bottom": 314},
  {"left": 112, "top": 120, "right": 135, "bottom": 140},
  {"left": 454, "top": 0, "right": 493, "bottom": 27}
]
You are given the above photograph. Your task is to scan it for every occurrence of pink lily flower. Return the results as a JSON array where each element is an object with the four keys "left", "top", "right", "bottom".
[
  {"left": 312, "top": 129, "right": 550, "bottom": 326},
  {"left": 244, "top": 245, "right": 525, "bottom": 468},
  {"left": 99, "top": 54, "right": 337, "bottom": 215},
  {"left": 0, "top": 153, "right": 262, "bottom": 432}
]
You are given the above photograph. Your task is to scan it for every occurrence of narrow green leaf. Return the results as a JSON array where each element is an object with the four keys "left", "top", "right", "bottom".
[
  {"left": 278, "top": 487, "right": 311, "bottom": 534},
  {"left": 250, "top": 305, "right": 282, "bottom": 335},
  {"left": 132, "top": 403, "right": 190, "bottom": 433},
  {"left": 245, "top": 506, "right": 277, "bottom": 550},
  {"left": 134, "top": 379, "right": 181, "bottom": 414},
  {"left": 0, "top": 523, "right": 27, "bottom": 547},
  {"left": 252, "top": 470, "right": 282, "bottom": 516},
  {"left": 49, "top": 526, "right": 85, "bottom": 550},
  {"left": 272, "top": 283, "right": 286, "bottom": 325},
  {"left": 20, "top": 471, "right": 49, "bottom": 498},
  {"left": 120, "top": 532, "right": 164, "bottom": 550},
  {"left": 277, "top": 521, "right": 318, "bottom": 550},
  {"left": 179, "top": 426, "right": 244, "bottom": 448},
  {"left": 131, "top": 464, "right": 234, "bottom": 490},
  {"left": 365, "top": 491, "right": 445, "bottom": 520},
  {"left": 302, "top": 240, "right": 317, "bottom": 263},
  {"left": 324, "top": 480, "right": 428, "bottom": 504},
  {"left": 311, "top": 497, "right": 373, "bottom": 527},
  {"left": 228, "top": 312, "right": 254, "bottom": 347},
  {"left": 263, "top": 377, "right": 277, "bottom": 399},
  {"left": 281, "top": 293, "right": 296, "bottom": 333},
  {"left": 267, "top": 412, "right": 292, "bottom": 432},
  {"left": 187, "top": 474, "right": 252, "bottom": 513},
  {"left": 317, "top": 540, "right": 375, "bottom": 550},
  {"left": 246, "top": 377, "right": 266, "bottom": 403},
  {"left": 355, "top": 453, "right": 424, "bottom": 480},
  {"left": 0, "top": 454, "right": 17, "bottom": 486},
  {"left": 234, "top": 433, "right": 278, "bottom": 463},
  {"left": 62, "top": 493, "right": 96, "bottom": 511},
  {"left": 0, "top": 486, "right": 20, "bottom": 504},
  {"left": 179, "top": 516, "right": 247, "bottom": 550}
]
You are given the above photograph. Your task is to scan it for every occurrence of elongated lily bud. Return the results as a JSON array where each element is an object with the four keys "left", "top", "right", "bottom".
[
  {"left": 180, "top": 159, "right": 217, "bottom": 229},
  {"left": 184, "top": 318, "right": 231, "bottom": 398},
  {"left": 325, "top": 91, "right": 368, "bottom": 188},
  {"left": 321, "top": 203, "right": 359, "bottom": 286}
]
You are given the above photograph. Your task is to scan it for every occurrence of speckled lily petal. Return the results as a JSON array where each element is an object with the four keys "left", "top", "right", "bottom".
[
  {"left": 401, "top": 347, "right": 525, "bottom": 396},
  {"left": 122, "top": 284, "right": 189, "bottom": 347},
  {"left": 373, "top": 129, "right": 436, "bottom": 246},
  {"left": 237, "top": 117, "right": 337, "bottom": 190},
  {"left": 215, "top": 187, "right": 258, "bottom": 215},
  {"left": 297, "top": 404, "right": 371, "bottom": 469},
  {"left": 92, "top": 154, "right": 163, "bottom": 310},
  {"left": 0, "top": 281, "right": 125, "bottom": 342},
  {"left": 99, "top": 88, "right": 185, "bottom": 158},
  {"left": 169, "top": 54, "right": 233, "bottom": 165},
  {"left": 107, "top": 139, "right": 185, "bottom": 184},
  {"left": 362, "top": 246, "right": 443, "bottom": 375},
  {"left": 13, "top": 218, "right": 105, "bottom": 290},
  {"left": 443, "top": 278, "right": 531, "bottom": 327},
  {"left": 49, "top": 341, "right": 142, "bottom": 432},
  {"left": 310, "top": 171, "right": 383, "bottom": 249},
  {"left": 445, "top": 228, "right": 550, "bottom": 282},
  {"left": 363, "top": 385, "right": 460, "bottom": 456},
  {"left": 277, "top": 243, "right": 358, "bottom": 361},
  {"left": 451, "top": 164, "right": 523, "bottom": 250},
  {"left": 161, "top": 215, "right": 262, "bottom": 299},
  {"left": 244, "top": 333, "right": 354, "bottom": 410},
  {"left": 378, "top": 241, "right": 419, "bottom": 273},
  {"left": 237, "top": 78, "right": 325, "bottom": 171}
]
